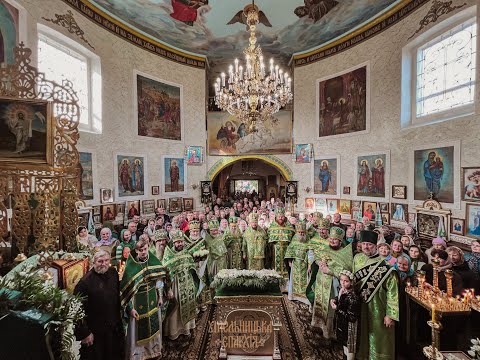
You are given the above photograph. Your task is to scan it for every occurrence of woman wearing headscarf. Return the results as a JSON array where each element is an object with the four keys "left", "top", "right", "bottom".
[
  {"left": 465, "top": 240, "right": 480, "bottom": 273},
  {"left": 394, "top": 254, "right": 414, "bottom": 358},
  {"left": 76, "top": 226, "right": 97, "bottom": 251},
  {"left": 447, "top": 246, "right": 480, "bottom": 292},
  {"left": 102, "top": 221, "right": 119, "bottom": 239},
  {"left": 400, "top": 234, "right": 414, "bottom": 253},
  {"left": 425, "top": 237, "right": 447, "bottom": 263},
  {"left": 95, "top": 227, "right": 114, "bottom": 247}
]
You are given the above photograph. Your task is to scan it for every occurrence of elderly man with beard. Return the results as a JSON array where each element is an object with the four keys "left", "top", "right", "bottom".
[
  {"left": 120, "top": 238, "right": 167, "bottom": 360},
  {"left": 152, "top": 229, "right": 169, "bottom": 261},
  {"left": 74, "top": 250, "right": 124, "bottom": 360},
  {"left": 267, "top": 207, "right": 295, "bottom": 278},
  {"left": 284, "top": 222, "right": 310, "bottom": 304},
  {"left": 309, "top": 227, "right": 352, "bottom": 339},
  {"left": 243, "top": 212, "right": 268, "bottom": 270},
  {"left": 162, "top": 230, "right": 200, "bottom": 339},
  {"left": 353, "top": 230, "right": 399, "bottom": 360},
  {"left": 223, "top": 216, "right": 244, "bottom": 269}
]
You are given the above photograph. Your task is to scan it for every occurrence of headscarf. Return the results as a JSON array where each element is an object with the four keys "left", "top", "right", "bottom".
[
  {"left": 96, "top": 227, "right": 113, "bottom": 246},
  {"left": 394, "top": 254, "right": 414, "bottom": 281},
  {"left": 432, "top": 237, "right": 447, "bottom": 248},
  {"left": 446, "top": 246, "right": 465, "bottom": 265}
]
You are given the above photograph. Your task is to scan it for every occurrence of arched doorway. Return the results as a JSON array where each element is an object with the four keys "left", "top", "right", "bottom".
[{"left": 209, "top": 155, "right": 292, "bottom": 202}]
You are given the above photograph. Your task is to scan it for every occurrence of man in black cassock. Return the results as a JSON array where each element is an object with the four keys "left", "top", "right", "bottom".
[{"left": 74, "top": 250, "right": 124, "bottom": 360}]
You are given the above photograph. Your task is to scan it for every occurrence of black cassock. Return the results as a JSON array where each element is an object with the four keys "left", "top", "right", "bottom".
[
  {"left": 333, "top": 289, "right": 360, "bottom": 350},
  {"left": 74, "top": 267, "right": 124, "bottom": 360}
]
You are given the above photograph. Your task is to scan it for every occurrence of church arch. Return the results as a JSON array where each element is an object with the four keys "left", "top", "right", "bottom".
[{"left": 208, "top": 155, "right": 293, "bottom": 182}]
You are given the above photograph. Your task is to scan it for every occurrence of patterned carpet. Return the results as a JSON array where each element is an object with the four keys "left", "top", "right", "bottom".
[{"left": 161, "top": 295, "right": 343, "bottom": 360}]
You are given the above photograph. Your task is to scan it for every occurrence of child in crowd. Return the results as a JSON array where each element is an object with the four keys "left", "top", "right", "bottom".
[{"left": 330, "top": 270, "right": 360, "bottom": 360}]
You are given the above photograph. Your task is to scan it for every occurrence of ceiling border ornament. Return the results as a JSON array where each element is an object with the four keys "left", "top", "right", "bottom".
[
  {"left": 59, "top": 0, "right": 206, "bottom": 69},
  {"left": 42, "top": 10, "right": 95, "bottom": 49},
  {"left": 293, "top": 0, "right": 430, "bottom": 67},
  {"left": 408, "top": 0, "right": 468, "bottom": 40},
  {"left": 208, "top": 155, "right": 293, "bottom": 182}
]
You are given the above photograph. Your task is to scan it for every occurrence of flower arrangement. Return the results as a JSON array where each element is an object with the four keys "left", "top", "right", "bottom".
[
  {"left": 0, "top": 265, "right": 84, "bottom": 360},
  {"left": 211, "top": 269, "right": 285, "bottom": 290},
  {"left": 192, "top": 249, "right": 209, "bottom": 259},
  {"left": 469, "top": 338, "right": 480, "bottom": 359}
]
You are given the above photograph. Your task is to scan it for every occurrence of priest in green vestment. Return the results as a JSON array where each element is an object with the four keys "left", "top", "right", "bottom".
[
  {"left": 353, "top": 230, "right": 399, "bottom": 360},
  {"left": 223, "top": 216, "right": 244, "bottom": 269},
  {"left": 268, "top": 207, "right": 295, "bottom": 278},
  {"left": 309, "top": 226, "right": 353, "bottom": 339},
  {"left": 307, "top": 212, "right": 324, "bottom": 238},
  {"left": 204, "top": 219, "right": 228, "bottom": 282},
  {"left": 120, "top": 237, "right": 168, "bottom": 360},
  {"left": 284, "top": 222, "right": 310, "bottom": 304},
  {"left": 162, "top": 230, "right": 200, "bottom": 340},
  {"left": 243, "top": 213, "right": 268, "bottom": 270}
]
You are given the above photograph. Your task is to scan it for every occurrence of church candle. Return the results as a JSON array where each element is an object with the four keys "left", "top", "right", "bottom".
[{"left": 431, "top": 304, "right": 436, "bottom": 323}]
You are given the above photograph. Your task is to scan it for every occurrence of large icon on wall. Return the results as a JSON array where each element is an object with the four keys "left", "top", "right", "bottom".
[
  {"left": 0, "top": 0, "right": 23, "bottom": 65},
  {"left": 413, "top": 145, "right": 455, "bottom": 203},
  {"left": 317, "top": 62, "right": 369, "bottom": 138},
  {"left": 115, "top": 154, "right": 146, "bottom": 198},
  {"left": 135, "top": 71, "right": 182, "bottom": 141},
  {"left": 0, "top": 97, "right": 53, "bottom": 164},
  {"left": 356, "top": 152, "right": 388, "bottom": 199},
  {"left": 163, "top": 156, "right": 186, "bottom": 195},
  {"left": 207, "top": 111, "right": 292, "bottom": 155},
  {"left": 313, "top": 156, "right": 339, "bottom": 196}
]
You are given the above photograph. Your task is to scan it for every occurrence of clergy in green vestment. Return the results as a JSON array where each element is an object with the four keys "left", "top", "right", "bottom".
[
  {"left": 307, "top": 211, "right": 324, "bottom": 238},
  {"left": 284, "top": 222, "right": 310, "bottom": 304},
  {"left": 243, "top": 212, "right": 268, "bottom": 270},
  {"left": 268, "top": 207, "right": 295, "bottom": 278},
  {"left": 309, "top": 226, "right": 352, "bottom": 339},
  {"left": 120, "top": 237, "right": 167, "bottom": 360},
  {"left": 353, "top": 230, "right": 399, "bottom": 360},
  {"left": 223, "top": 216, "right": 244, "bottom": 269},
  {"left": 204, "top": 219, "right": 228, "bottom": 282},
  {"left": 162, "top": 229, "right": 200, "bottom": 340}
]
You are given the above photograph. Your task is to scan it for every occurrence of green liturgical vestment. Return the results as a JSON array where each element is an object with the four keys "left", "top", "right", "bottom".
[
  {"left": 243, "top": 226, "right": 268, "bottom": 270},
  {"left": 268, "top": 221, "right": 294, "bottom": 278},
  {"left": 223, "top": 229, "right": 244, "bottom": 269},
  {"left": 204, "top": 232, "right": 228, "bottom": 281},
  {"left": 311, "top": 244, "right": 353, "bottom": 338},
  {"left": 353, "top": 253, "right": 399, "bottom": 360},
  {"left": 120, "top": 252, "right": 167, "bottom": 360},
  {"left": 161, "top": 246, "right": 199, "bottom": 327},
  {"left": 284, "top": 234, "right": 309, "bottom": 303}
]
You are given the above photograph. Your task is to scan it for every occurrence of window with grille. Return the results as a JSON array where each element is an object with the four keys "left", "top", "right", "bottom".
[{"left": 37, "top": 26, "right": 102, "bottom": 133}]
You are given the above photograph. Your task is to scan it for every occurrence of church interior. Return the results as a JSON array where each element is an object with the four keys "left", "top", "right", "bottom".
[{"left": 0, "top": 0, "right": 479, "bottom": 359}]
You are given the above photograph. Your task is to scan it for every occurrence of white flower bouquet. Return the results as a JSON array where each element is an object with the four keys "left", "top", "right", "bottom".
[
  {"left": 469, "top": 338, "right": 480, "bottom": 359},
  {"left": 211, "top": 269, "right": 285, "bottom": 291},
  {"left": 192, "top": 248, "right": 209, "bottom": 260}
]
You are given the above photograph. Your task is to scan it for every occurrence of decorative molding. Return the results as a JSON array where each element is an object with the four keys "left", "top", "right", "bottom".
[
  {"left": 207, "top": 155, "right": 293, "bottom": 181},
  {"left": 408, "top": 0, "right": 468, "bottom": 40},
  {"left": 449, "top": 234, "right": 474, "bottom": 246},
  {"left": 42, "top": 10, "right": 95, "bottom": 50},
  {"left": 293, "top": 0, "right": 429, "bottom": 66},
  {"left": 60, "top": 0, "right": 206, "bottom": 68}
]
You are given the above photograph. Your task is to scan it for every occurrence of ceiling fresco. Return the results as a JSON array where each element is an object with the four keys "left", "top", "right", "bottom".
[{"left": 87, "top": 0, "right": 401, "bottom": 83}]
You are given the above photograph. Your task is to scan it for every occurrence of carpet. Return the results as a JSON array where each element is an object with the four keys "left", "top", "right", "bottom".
[{"left": 161, "top": 296, "right": 343, "bottom": 360}]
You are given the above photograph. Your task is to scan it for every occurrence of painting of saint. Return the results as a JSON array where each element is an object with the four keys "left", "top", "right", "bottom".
[
  {"left": 115, "top": 155, "right": 145, "bottom": 198},
  {"left": 0, "top": 98, "right": 52, "bottom": 163},
  {"left": 186, "top": 146, "right": 202, "bottom": 165},
  {"left": 127, "top": 200, "right": 140, "bottom": 219},
  {"left": 414, "top": 146, "right": 454, "bottom": 203},
  {"left": 101, "top": 205, "right": 116, "bottom": 222},
  {"left": 163, "top": 156, "right": 186, "bottom": 195},
  {"left": 207, "top": 111, "right": 292, "bottom": 155},
  {"left": 294, "top": 0, "right": 338, "bottom": 23},
  {"left": 136, "top": 73, "right": 182, "bottom": 141},
  {"left": 317, "top": 63, "right": 369, "bottom": 138},
  {"left": 362, "top": 202, "right": 377, "bottom": 220},
  {"left": 356, "top": 153, "right": 387, "bottom": 198},
  {"left": 462, "top": 167, "right": 480, "bottom": 202},
  {"left": 79, "top": 152, "right": 93, "bottom": 200},
  {"left": 339, "top": 200, "right": 351, "bottom": 215},
  {"left": 295, "top": 144, "right": 312, "bottom": 163},
  {"left": 313, "top": 157, "right": 338, "bottom": 195},
  {"left": 391, "top": 203, "right": 408, "bottom": 222},
  {"left": 327, "top": 199, "right": 338, "bottom": 214},
  {"left": 466, "top": 204, "right": 480, "bottom": 240}
]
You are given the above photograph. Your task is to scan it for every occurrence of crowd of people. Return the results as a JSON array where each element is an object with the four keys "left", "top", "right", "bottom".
[{"left": 74, "top": 197, "right": 480, "bottom": 360}]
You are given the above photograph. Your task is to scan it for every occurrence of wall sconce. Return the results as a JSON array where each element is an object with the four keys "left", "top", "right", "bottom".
[
  {"left": 303, "top": 187, "right": 311, "bottom": 193},
  {"left": 191, "top": 183, "right": 199, "bottom": 190}
]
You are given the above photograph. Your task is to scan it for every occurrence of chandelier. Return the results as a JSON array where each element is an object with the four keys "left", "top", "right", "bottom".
[{"left": 214, "top": 2, "right": 293, "bottom": 132}]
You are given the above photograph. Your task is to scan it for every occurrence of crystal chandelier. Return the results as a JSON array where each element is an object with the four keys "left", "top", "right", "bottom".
[{"left": 214, "top": 3, "right": 293, "bottom": 132}]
